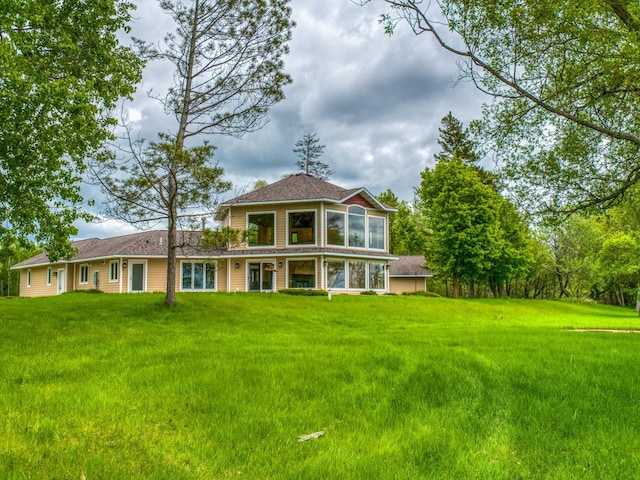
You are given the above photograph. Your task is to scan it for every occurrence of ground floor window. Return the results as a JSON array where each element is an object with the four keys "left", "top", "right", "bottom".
[
  {"left": 289, "top": 260, "right": 316, "bottom": 289},
  {"left": 327, "top": 260, "right": 345, "bottom": 289},
  {"left": 182, "top": 262, "right": 216, "bottom": 291},
  {"left": 326, "top": 259, "right": 387, "bottom": 291},
  {"left": 80, "top": 265, "right": 89, "bottom": 284},
  {"left": 368, "top": 262, "right": 386, "bottom": 290},
  {"left": 348, "top": 261, "right": 366, "bottom": 289},
  {"left": 110, "top": 261, "right": 119, "bottom": 282}
]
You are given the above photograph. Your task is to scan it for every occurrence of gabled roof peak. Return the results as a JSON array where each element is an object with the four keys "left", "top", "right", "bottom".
[{"left": 218, "top": 173, "right": 393, "bottom": 214}]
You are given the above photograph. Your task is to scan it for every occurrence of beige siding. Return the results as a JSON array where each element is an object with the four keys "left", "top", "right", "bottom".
[
  {"left": 229, "top": 260, "right": 246, "bottom": 292},
  {"left": 20, "top": 265, "right": 57, "bottom": 297},
  {"left": 71, "top": 261, "right": 112, "bottom": 292},
  {"left": 216, "top": 260, "right": 228, "bottom": 292},
  {"left": 389, "top": 277, "right": 427, "bottom": 294},
  {"left": 145, "top": 258, "right": 167, "bottom": 292}
]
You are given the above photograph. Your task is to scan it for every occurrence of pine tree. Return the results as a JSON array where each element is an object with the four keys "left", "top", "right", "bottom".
[
  {"left": 435, "top": 112, "right": 497, "bottom": 190},
  {"left": 293, "top": 132, "right": 332, "bottom": 180},
  {"left": 434, "top": 112, "right": 479, "bottom": 165}
]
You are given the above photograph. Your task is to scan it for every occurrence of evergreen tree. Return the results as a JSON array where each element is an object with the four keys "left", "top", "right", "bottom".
[
  {"left": 435, "top": 112, "right": 497, "bottom": 189},
  {"left": 434, "top": 112, "right": 479, "bottom": 165},
  {"left": 293, "top": 132, "right": 332, "bottom": 180}
]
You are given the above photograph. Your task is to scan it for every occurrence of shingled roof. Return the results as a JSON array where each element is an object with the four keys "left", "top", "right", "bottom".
[
  {"left": 389, "top": 256, "right": 433, "bottom": 277},
  {"left": 223, "top": 173, "right": 360, "bottom": 204},
  {"left": 216, "top": 173, "right": 393, "bottom": 219},
  {"left": 12, "top": 230, "right": 208, "bottom": 268}
]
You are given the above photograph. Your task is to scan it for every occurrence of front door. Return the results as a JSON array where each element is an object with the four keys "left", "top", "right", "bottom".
[
  {"left": 248, "top": 262, "right": 274, "bottom": 292},
  {"left": 57, "top": 269, "right": 65, "bottom": 295},
  {"left": 130, "top": 262, "right": 145, "bottom": 293}
]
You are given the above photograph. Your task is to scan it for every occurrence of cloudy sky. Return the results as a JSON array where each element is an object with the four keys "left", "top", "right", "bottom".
[{"left": 77, "top": 0, "right": 489, "bottom": 239}]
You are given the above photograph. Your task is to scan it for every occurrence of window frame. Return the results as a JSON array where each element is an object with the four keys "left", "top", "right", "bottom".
[
  {"left": 326, "top": 210, "right": 346, "bottom": 247},
  {"left": 326, "top": 259, "right": 346, "bottom": 289},
  {"left": 287, "top": 209, "right": 317, "bottom": 247},
  {"left": 246, "top": 211, "right": 276, "bottom": 248},
  {"left": 368, "top": 215, "right": 386, "bottom": 250},
  {"left": 27, "top": 269, "right": 31, "bottom": 288},
  {"left": 348, "top": 205, "right": 366, "bottom": 248},
  {"left": 79, "top": 264, "right": 89, "bottom": 285},
  {"left": 287, "top": 258, "right": 317, "bottom": 289},
  {"left": 109, "top": 260, "right": 119, "bottom": 282},
  {"left": 46, "top": 267, "right": 52, "bottom": 286},
  {"left": 180, "top": 261, "right": 217, "bottom": 292},
  {"left": 368, "top": 261, "right": 386, "bottom": 290},
  {"left": 348, "top": 260, "right": 367, "bottom": 290}
]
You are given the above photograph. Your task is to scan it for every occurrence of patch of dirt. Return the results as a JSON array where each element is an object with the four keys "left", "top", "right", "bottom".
[{"left": 568, "top": 329, "right": 640, "bottom": 333}]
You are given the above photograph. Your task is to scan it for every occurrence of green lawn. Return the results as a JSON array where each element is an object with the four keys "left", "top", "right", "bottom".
[{"left": 1, "top": 293, "right": 640, "bottom": 479}]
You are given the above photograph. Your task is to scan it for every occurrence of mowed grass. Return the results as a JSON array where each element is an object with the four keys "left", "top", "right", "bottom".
[{"left": 2, "top": 293, "right": 640, "bottom": 479}]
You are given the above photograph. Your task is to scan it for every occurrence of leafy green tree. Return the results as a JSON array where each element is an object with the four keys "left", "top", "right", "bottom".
[
  {"left": 98, "top": 0, "right": 293, "bottom": 306},
  {"left": 377, "top": 189, "right": 426, "bottom": 255},
  {"left": 547, "top": 216, "right": 603, "bottom": 299},
  {"left": 484, "top": 197, "right": 532, "bottom": 297},
  {"left": 1, "top": 0, "right": 143, "bottom": 260},
  {"left": 519, "top": 233, "right": 557, "bottom": 299},
  {"left": 0, "top": 241, "right": 40, "bottom": 296},
  {"left": 252, "top": 179, "right": 269, "bottom": 191},
  {"left": 293, "top": 132, "right": 332, "bottom": 180},
  {"left": 418, "top": 157, "right": 502, "bottom": 298},
  {"left": 98, "top": 134, "right": 230, "bottom": 228},
  {"left": 597, "top": 232, "right": 640, "bottom": 307},
  {"left": 370, "top": 0, "right": 640, "bottom": 214}
]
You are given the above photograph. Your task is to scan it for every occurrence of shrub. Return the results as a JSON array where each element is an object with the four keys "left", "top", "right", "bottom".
[{"left": 278, "top": 288, "right": 328, "bottom": 296}]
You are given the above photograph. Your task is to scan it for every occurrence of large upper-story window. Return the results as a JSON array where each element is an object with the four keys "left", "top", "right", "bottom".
[
  {"left": 247, "top": 212, "right": 275, "bottom": 247},
  {"left": 327, "top": 207, "right": 387, "bottom": 250},
  {"left": 327, "top": 211, "right": 345, "bottom": 246},
  {"left": 368, "top": 216, "right": 385, "bottom": 250},
  {"left": 348, "top": 206, "right": 366, "bottom": 248},
  {"left": 288, "top": 211, "right": 315, "bottom": 245}
]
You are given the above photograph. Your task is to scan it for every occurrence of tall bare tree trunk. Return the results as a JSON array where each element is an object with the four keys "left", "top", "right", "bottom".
[{"left": 164, "top": 0, "right": 200, "bottom": 306}]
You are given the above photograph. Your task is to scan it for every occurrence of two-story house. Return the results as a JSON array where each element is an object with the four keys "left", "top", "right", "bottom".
[
  {"left": 216, "top": 173, "right": 397, "bottom": 293},
  {"left": 12, "top": 174, "right": 399, "bottom": 296}
]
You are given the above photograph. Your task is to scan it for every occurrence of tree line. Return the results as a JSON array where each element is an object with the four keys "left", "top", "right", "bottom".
[
  {"left": 380, "top": 113, "right": 640, "bottom": 305},
  {"left": 5, "top": 1, "right": 640, "bottom": 306}
]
